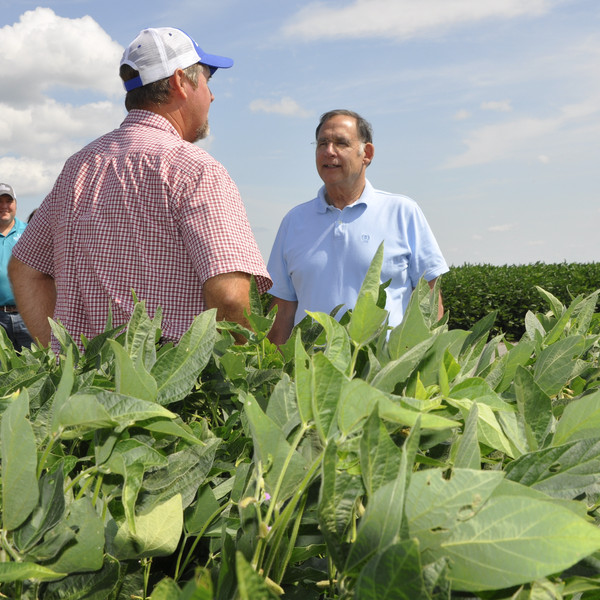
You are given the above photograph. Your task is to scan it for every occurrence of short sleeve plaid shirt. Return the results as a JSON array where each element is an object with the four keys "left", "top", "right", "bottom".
[{"left": 13, "top": 110, "right": 271, "bottom": 350}]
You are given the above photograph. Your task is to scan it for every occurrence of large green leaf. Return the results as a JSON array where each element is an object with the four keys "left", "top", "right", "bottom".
[
  {"left": 151, "top": 310, "right": 217, "bottom": 405},
  {"left": 185, "top": 484, "right": 221, "bottom": 535},
  {"left": 56, "top": 394, "right": 116, "bottom": 437},
  {"left": 533, "top": 335, "right": 585, "bottom": 397},
  {"left": 388, "top": 286, "right": 432, "bottom": 361},
  {"left": 494, "top": 340, "right": 535, "bottom": 394},
  {"left": 306, "top": 311, "right": 352, "bottom": 375},
  {"left": 14, "top": 464, "right": 65, "bottom": 552},
  {"left": 453, "top": 402, "right": 480, "bottom": 469},
  {"left": 294, "top": 332, "right": 313, "bottom": 426},
  {"left": 44, "top": 556, "right": 120, "bottom": 600},
  {"left": 553, "top": 389, "right": 600, "bottom": 446},
  {"left": 406, "top": 468, "right": 504, "bottom": 561},
  {"left": 148, "top": 578, "right": 181, "bottom": 600},
  {"left": 0, "top": 562, "right": 66, "bottom": 583},
  {"left": 109, "top": 339, "right": 158, "bottom": 402},
  {"left": 311, "top": 352, "right": 345, "bottom": 443},
  {"left": 449, "top": 377, "right": 517, "bottom": 413},
  {"left": 514, "top": 365, "right": 552, "bottom": 450},
  {"left": 1, "top": 389, "right": 39, "bottom": 530},
  {"left": 95, "top": 390, "right": 175, "bottom": 423},
  {"left": 504, "top": 437, "right": 600, "bottom": 499},
  {"left": 354, "top": 540, "right": 429, "bottom": 600},
  {"left": 266, "top": 374, "right": 300, "bottom": 437},
  {"left": 137, "top": 438, "right": 220, "bottom": 512},
  {"left": 348, "top": 292, "right": 388, "bottom": 348},
  {"left": 112, "top": 494, "right": 183, "bottom": 560},
  {"left": 44, "top": 498, "right": 104, "bottom": 574},
  {"left": 438, "top": 495, "right": 600, "bottom": 591},
  {"left": 360, "top": 404, "right": 402, "bottom": 496},
  {"left": 356, "top": 241, "right": 385, "bottom": 303},
  {"left": 338, "top": 380, "right": 456, "bottom": 435},
  {"left": 244, "top": 394, "right": 308, "bottom": 503},
  {"left": 318, "top": 442, "right": 364, "bottom": 571}
]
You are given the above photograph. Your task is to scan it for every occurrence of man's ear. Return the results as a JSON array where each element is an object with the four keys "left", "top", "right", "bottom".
[
  {"left": 168, "top": 69, "right": 188, "bottom": 100},
  {"left": 363, "top": 143, "right": 375, "bottom": 167}
]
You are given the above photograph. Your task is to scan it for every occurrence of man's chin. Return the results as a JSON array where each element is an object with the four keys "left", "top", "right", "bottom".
[{"left": 194, "top": 122, "right": 210, "bottom": 143}]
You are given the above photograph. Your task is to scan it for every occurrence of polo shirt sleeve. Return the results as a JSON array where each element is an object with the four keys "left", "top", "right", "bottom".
[
  {"left": 12, "top": 195, "right": 55, "bottom": 277},
  {"left": 405, "top": 203, "right": 449, "bottom": 287},
  {"left": 266, "top": 214, "right": 297, "bottom": 302},
  {"left": 175, "top": 161, "right": 272, "bottom": 294}
]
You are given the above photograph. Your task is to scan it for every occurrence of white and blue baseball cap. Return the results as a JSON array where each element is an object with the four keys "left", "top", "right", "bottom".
[
  {"left": 120, "top": 27, "right": 233, "bottom": 92},
  {"left": 0, "top": 183, "right": 16, "bottom": 200}
]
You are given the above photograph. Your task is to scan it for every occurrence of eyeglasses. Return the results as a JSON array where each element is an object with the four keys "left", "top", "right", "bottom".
[{"left": 312, "top": 138, "right": 362, "bottom": 152}]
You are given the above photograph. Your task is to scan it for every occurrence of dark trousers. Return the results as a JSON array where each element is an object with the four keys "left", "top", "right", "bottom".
[{"left": 0, "top": 310, "right": 34, "bottom": 352}]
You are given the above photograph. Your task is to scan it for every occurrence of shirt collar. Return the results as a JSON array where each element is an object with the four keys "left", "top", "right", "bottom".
[
  {"left": 315, "top": 179, "right": 375, "bottom": 213},
  {"left": 122, "top": 110, "right": 182, "bottom": 139}
]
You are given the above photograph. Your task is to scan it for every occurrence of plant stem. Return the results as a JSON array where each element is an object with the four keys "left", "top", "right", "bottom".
[
  {"left": 75, "top": 473, "right": 96, "bottom": 500},
  {"left": 92, "top": 473, "right": 104, "bottom": 507},
  {"left": 14, "top": 580, "right": 22, "bottom": 600},
  {"left": 36, "top": 436, "right": 57, "bottom": 479},
  {"left": 275, "top": 488, "right": 308, "bottom": 584},
  {"left": 142, "top": 558, "right": 152, "bottom": 600},
  {"left": 64, "top": 465, "right": 97, "bottom": 494}
]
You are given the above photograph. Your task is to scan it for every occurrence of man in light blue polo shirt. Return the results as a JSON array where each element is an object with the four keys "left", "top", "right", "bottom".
[
  {"left": 267, "top": 110, "right": 448, "bottom": 346},
  {"left": 0, "top": 183, "right": 33, "bottom": 352}
]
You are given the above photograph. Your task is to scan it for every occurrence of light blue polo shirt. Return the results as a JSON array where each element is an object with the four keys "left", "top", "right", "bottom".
[
  {"left": 267, "top": 180, "right": 448, "bottom": 329},
  {"left": 0, "top": 218, "right": 27, "bottom": 306}
]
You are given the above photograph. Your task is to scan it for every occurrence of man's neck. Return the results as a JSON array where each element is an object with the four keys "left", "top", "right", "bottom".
[
  {"left": 0, "top": 220, "right": 15, "bottom": 237},
  {"left": 324, "top": 181, "right": 366, "bottom": 209}
]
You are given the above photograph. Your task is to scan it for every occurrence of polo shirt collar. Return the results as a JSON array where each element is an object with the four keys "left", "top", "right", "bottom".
[{"left": 315, "top": 179, "right": 376, "bottom": 213}]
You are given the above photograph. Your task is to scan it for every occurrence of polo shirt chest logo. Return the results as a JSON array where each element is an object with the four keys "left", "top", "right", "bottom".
[{"left": 361, "top": 234, "right": 370, "bottom": 243}]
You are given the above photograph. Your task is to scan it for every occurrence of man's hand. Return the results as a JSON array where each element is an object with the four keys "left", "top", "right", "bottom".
[
  {"left": 8, "top": 257, "right": 56, "bottom": 347},
  {"left": 267, "top": 297, "right": 298, "bottom": 346},
  {"left": 428, "top": 277, "right": 444, "bottom": 320},
  {"left": 203, "top": 272, "right": 252, "bottom": 343}
]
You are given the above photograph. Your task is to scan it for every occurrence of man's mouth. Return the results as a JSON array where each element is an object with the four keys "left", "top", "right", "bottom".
[{"left": 323, "top": 164, "right": 340, "bottom": 169}]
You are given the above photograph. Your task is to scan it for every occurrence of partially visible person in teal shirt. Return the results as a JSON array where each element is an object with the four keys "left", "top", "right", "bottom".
[{"left": 0, "top": 183, "right": 33, "bottom": 352}]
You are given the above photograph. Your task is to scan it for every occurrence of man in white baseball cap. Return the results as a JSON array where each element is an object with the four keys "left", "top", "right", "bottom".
[
  {"left": 0, "top": 183, "right": 33, "bottom": 351},
  {"left": 10, "top": 28, "right": 271, "bottom": 350}
]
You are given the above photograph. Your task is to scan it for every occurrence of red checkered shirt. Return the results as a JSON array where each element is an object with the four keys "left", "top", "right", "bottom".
[{"left": 13, "top": 110, "right": 272, "bottom": 351}]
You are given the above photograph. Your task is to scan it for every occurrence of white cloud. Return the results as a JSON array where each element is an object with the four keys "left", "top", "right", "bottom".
[
  {"left": 454, "top": 109, "right": 471, "bottom": 121},
  {"left": 282, "top": 0, "right": 557, "bottom": 41},
  {"left": 0, "top": 156, "right": 62, "bottom": 197},
  {"left": 538, "top": 154, "right": 550, "bottom": 163},
  {"left": 489, "top": 223, "right": 519, "bottom": 232},
  {"left": 0, "top": 8, "right": 124, "bottom": 106},
  {"left": 481, "top": 100, "right": 513, "bottom": 112},
  {"left": 442, "top": 98, "right": 600, "bottom": 168},
  {"left": 249, "top": 97, "right": 312, "bottom": 118}
]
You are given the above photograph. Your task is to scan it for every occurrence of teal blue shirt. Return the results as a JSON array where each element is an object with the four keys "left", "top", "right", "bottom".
[{"left": 0, "top": 218, "right": 27, "bottom": 305}]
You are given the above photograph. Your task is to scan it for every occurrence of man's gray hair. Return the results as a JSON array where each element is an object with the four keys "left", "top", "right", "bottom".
[
  {"left": 120, "top": 62, "right": 206, "bottom": 112},
  {"left": 315, "top": 109, "right": 374, "bottom": 145}
]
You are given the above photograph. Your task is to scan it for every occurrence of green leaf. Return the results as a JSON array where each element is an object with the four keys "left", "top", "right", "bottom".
[
  {"left": 311, "top": 352, "right": 345, "bottom": 443},
  {"left": 348, "top": 291, "right": 388, "bottom": 348},
  {"left": 95, "top": 390, "right": 175, "bottom": 422},
  {"left": 109, "top": 339, "right": 158, "bottom": 402},
  {"left": 151, "top": 310, "right": 217, "bottom": 405},
  {"left": 125, "top": 298, "right": 160, "bottom": 368},
  {"left": 45, "top": 497, "right": 104, "bottom": 574},
  {"left": 438, "top": 495, "right": 600, "bottom": 591},
  {"left": 318, "top": 442, "right": 364, "bottom": 571},
  {"left": 553, "top": 389, "right": 600, "bottom": 446},
  {"left": 24, "top": 523, "right": 77, "bottom": 562},
  {"left": 1, "top": 389, "right": 39, "bottom": 530},
  {"left": 388, "top": 285, "right": 432, "bottom": 361},
  {"left": 354, "top": 540, "right": 429, "bottom": 600},
  {"left": 494, "top": 340, "right": 535, "bottom": 394},
  {"left": 56, "top": 394, "right": 116, "bottom": 437},
  {"left": 244, "top": 394, "right": 308, "bottom": 503},
  {"left": 149, "top": 578, "right": 181, "bottom": 600},
  {"left": 454, "top": 402, "right": 480, "bottom": 469},
  {"left": 179, "top": 568, "right": 214, "bottom": 600},
  {"left": 371, "top": 336, "right": 436, "bottom": 393},
  {"left": 137, "top": 418, "right": 205, "bottom": 446},
  {"left": 185, "top": 484, "right": 221, "bottom": 535},
  {"left": 236, "top": 551, "right": 278, "bottom": 599},
  {"left": 449, "top": 377, "right": 517, "bottom": 413},
  {"left": 536, "top": 286, "right": 565, "bottom": 319},
  {"left": 514, "top": 365, "right": 552, "bottom": 449},
  {"left": 50, "top": 345, "right": 75, "bottom": 438},
  {"left": 112, "top": 493, "right": 183, "bottom": 560},
  {"left": 137, "top": 438, "right": 220, "bottom": 512},
  {"left": 505, "top": 437, "right": 600, "bottom": 499},
  {"left": 356, "top": 241, "right": 385, "bottom": 303},
  {"left": 0, "top": 562, "right": 66, "bottom": 582},
  {"left": 14, "top": 463, "right": 65, "bottom": 552},
  {"left": 294, "top": 332, "right": 313, "bottom": 426},
  {"left": 338, "top": 380, "right": 456, "bottom": 436},
  {"left": 266, "top": 374, "right": 300, "bottom": 437},
  {"left": 306, "top": 311, "right": 352, "bottom": 375},
  {"left": 406, "top": 468, "right": 503, "bottom": 561},
  {"left": 533, "top": 335, "right": 585, "bottom": 397},
  {"left": 44, "top": 555, "right": 120, "bottom": 600},
  {"left": 459, "top": 311, "right": 497, "bottom": 356},
  {"left": 360, "top": 403, "right": 402, "bottom": 496}
]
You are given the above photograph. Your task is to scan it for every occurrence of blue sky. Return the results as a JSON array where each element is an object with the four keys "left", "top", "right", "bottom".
[{"left": 1, "top": 0, "right": 599, "bottom": 266}]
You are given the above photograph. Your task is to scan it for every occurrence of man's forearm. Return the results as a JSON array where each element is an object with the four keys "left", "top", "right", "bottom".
[
  {"left": 8, "top": 257, "right": 56, "bottom": 347},
  {"left": 267, "top": 297, "right": 298, "bottom": 346}
]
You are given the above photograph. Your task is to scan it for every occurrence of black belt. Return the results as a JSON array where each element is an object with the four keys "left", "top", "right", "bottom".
[{"left": 0, "top": 306, "right": 18, "bottom": 313}]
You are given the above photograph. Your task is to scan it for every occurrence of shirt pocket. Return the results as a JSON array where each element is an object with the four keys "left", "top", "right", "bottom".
[{"left": 381, "top": 254, "right": 410, "bottom": 286}]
